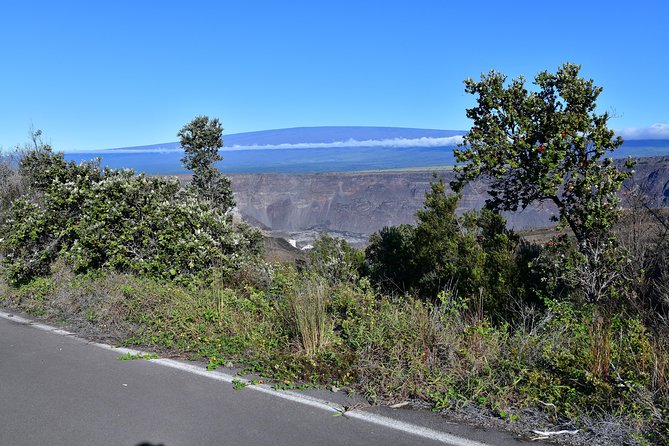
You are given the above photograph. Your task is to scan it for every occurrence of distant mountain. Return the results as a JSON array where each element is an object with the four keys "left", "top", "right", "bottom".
[
  {"left": 608, "top": 139, "right": 669, "bottom": 158},
  {"left": 92, "top": 127, "right": 466, "bottom": 153},
  {"left": 63, "top": 126, "right": 669, "bottom": 174}
]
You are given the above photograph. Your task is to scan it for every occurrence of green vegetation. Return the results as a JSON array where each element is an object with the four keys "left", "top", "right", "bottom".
[
  {"left": 0, "top": 130, "right": 261, "bottom": 286},
  {"left": 365, "top": 178, "right": 523, "bottom": 319},
  {"left": 116, "top": 352, "right": 158, "bottom": 361},
  {"left": 232, "top": 379, "right": 248, "bottom": 391},
  {"left": 178, "top": 116, "right": 235, "bottom": 214},
  {"left": 453, "top": 63, "right": 635, "bottom": 247},
  {"left": 1, "top": 74, "right": 669, "bottom": 446}
]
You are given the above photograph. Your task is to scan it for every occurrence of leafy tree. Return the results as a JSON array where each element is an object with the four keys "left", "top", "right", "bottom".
[
  {"left": 452, "top": 63, "right": 634, "bottom": 246},
  {"left": 412, "top": 180, "right": 484, "bottom": 299},
  {"left": 413, "top": 179, "right": 518, "bottom": 309},
  {"left": 365, "top": 224, "right": 418, "bottom": 293},
  {"left": 474, "top": 206, "right": 522, "bottom": 308},
  {"left": 366, "top": 178, "right": 520, "bottom": 317},
  {"left": 178, "top": 116, "right": 234, "bottom": 213}
]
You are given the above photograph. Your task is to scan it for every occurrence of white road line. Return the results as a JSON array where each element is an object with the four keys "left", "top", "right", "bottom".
[{"left": 0, "top": 310, "right": 491, "bottom": 446}]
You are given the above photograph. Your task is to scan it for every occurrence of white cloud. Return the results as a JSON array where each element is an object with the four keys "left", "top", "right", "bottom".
[
  {"left": 616, "top": 123, "right": 669, "bottom": 140},
  {"left": 65, "top": 135, "right": 465, "bottom": 153},
  {"left": 223, "top": 136, "right": 464, "bottom": 151}
]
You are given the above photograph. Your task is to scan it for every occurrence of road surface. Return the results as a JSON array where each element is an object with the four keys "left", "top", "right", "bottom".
[{"left": 0, "top": 312, "right": 551, "bottom": 446}]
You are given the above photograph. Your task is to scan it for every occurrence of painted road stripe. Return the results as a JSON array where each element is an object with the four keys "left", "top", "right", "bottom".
[{"left": 0, "top": 310, "right": 490, "bottom": 446}]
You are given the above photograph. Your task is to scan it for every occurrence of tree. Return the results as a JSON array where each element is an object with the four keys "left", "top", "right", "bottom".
[
  {"left": 365, "top": 224, "right": 418, "bottom": 293},
  {"left": 178, "top": 116, "right": 235, "bottom": 214},
  {"left": 365, "top": 178, "right": 520, "bottom": 317},
  {"left": 413, "top": 179, "right": 518, "bottom": 308},
  {"left": 452, "top": 63, "right": 634, "bottom": 246},
  {"left": 413, "top": 181, "right": 481, "bottom": 298}
]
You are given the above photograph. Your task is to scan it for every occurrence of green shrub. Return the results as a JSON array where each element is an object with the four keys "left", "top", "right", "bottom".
[
  {"left": 306, "top": 233, "right": 364, "bottom": 284},
  {"left": 365, "top": 179, "right": 522, "bottom": 320},
  {"left": 0, "top": 148, "right": 262, "bottom": 285},
  {"left": 509, "top": 300, "right": 660, "bottom": 422},
  {"left": 0, "top": 150, "right": 27, "bottom": 226},
  {"left": 365, "top": 224, "right": 418, "bottom": 293}
]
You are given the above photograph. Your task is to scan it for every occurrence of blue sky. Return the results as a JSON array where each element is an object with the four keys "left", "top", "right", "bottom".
[{"left": 1, "top": 0, "right": 667, "bottom": 151}]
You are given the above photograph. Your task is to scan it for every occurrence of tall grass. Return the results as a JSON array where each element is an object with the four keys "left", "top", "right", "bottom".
[
  {"left": 286, "top": 277, "right": 333, "bottom": 355},
  {"left": 1, "top": 259, "right": 668, "bottom": 443}
]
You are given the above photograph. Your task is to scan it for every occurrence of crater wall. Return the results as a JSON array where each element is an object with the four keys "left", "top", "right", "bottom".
[{"left": 229, "top": 156, "right": 669, "bottom": 240}]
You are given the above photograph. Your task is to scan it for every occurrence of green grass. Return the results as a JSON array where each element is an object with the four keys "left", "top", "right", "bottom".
[
  {"left": 1, "top": 262, "right": 667, "bottom": 445},
  {"left": 232, "top": 379, "right": 248, "bottom": 391},
  {"left": 116, "top": 352, "right": 159, "bottom": 361}
]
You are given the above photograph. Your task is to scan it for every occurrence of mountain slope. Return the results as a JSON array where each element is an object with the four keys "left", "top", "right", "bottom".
[
  {"left": 97, "top": 127, "right": 466, "bottom": 152},
  {"left": 62, "top": 126, "right": 669, "bottom": 174}
]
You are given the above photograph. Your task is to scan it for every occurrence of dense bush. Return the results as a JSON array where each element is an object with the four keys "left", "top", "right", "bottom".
[
  {"left": 0, "top": 146, "right": 262, "bottom": 285},
  {"left": 0, "top": 147, "right": 103, "bottom": 283},
  {"left": 306, "top": 232, "right": 364, "bottom": 284},
  {"left": 0, "top": 150, "right": 27, "bottom": 226},
  {"left": 365, "top": 223, "right": 418, "bottom": 292},
  {"left": 365, "top": 178, "right": 523, "bottom": 320}
]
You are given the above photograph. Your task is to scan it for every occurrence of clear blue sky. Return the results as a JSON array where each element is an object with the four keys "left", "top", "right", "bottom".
[{"left": 1, "top": 0, "right": 667, "bottom": 151}]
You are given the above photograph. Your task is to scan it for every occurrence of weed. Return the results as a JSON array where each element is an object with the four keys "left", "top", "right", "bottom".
[
  {"left": 2, "top": 256, "right": 667, "bottom": 443},
  {"left": 272, "top": 382, "right": 314, "bottom": 391},
  {"left": 116, "top": 352, "right": 158, "bottom": 361},
  {"left": 232, "top": 379, "right": 247, "bottom": 391},
  {"left": 84, "top": 308, "right": 97, "bottom": 322}
]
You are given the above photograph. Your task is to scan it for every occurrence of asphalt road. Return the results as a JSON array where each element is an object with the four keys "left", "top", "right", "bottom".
[{"left": 0, "top": 313, "right": 550, "bottom": 446}]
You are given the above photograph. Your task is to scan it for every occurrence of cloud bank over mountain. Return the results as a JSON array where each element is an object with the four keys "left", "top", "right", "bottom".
[
  {"left": 68, "top": 127, "right": 465, "bottom": 154},
  {"left": 225, "top": 135, "right": 464, "bottom": 151},
  {"left": 64, "top": 125, "right": 669, "bottom": 156},
  {"left": 617, "top": 123, "right": 669, "bottom": 140}
]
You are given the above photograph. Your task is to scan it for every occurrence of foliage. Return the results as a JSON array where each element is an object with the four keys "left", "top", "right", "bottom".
[
  {"left": 64, "top": 171, "right": 262, "bottom": 281},
  {"left": 116, "top": 352, "right": 158, "bottom": 360},
  {"left": 0, "top": 147, "right": 103, "bottom": 283},
  {"left": 529, "top": 233, "right": 631, "bottom": 308},
  {"left": 285, "top": 276, "right": 334, "bottom": 355},
  {"left": 615, "top": 190, "right": 669, "bottom": 319},
  {"left": 2, "top": 257, "right": 667, "bottom": 443},
  {"left": 528, "top": 235, "right": 582, "bottom": 302},
  {"left": 0, "top": 146, "right": 261, "bottom": 285},
  {"left": 178, "top": 116, "right": 234, "bottom": 214},
  {"left": 365, "top": 178, "right": 520, "bottom": 318},
  {"left": 515, "top": 300, "right": 658, "bottom": 420},
  {"left": 365, "top": 224, "right": 417, "bottom": 293},
  {"left": 452, "top": 63, "right": 634, "bottom": 246},
  {"left": 0, "top": 150, "right": 27, "bottom": 226},
  {"left": 412, "top": 181, "right": 479, "bottom": 298},
  {"left": 306, "top": 233, "right": 364, "bottom": 284}
]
